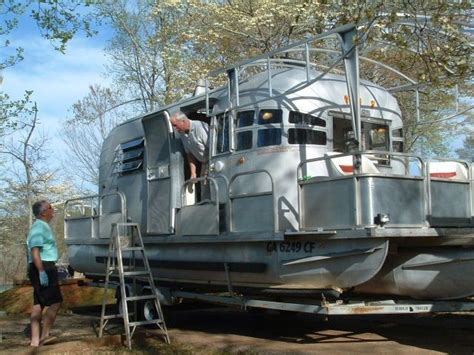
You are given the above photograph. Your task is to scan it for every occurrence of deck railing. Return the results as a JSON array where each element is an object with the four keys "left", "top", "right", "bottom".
[
  {"left": 297, "top": 151, "right": 472, "bottom": 230},
  {"left": 64, "top": 191, "right": 127, "bottom": 240}
]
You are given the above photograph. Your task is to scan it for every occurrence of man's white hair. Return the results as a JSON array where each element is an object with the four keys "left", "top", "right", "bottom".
[{"left": 173, "top": 111, "right": 188, "bottom": 121}]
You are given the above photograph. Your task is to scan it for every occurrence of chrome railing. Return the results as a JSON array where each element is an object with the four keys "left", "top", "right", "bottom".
[
  {"left": 64, "top": 191, "right": 127, "bottom": 239},
  {"left": 297, "top": 151, "right": 472, "bottom": 229}
]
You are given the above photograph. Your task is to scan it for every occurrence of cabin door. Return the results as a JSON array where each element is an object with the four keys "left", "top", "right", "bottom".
[{"left": 142, "top": 111, "right": 174, "bottom": 234}]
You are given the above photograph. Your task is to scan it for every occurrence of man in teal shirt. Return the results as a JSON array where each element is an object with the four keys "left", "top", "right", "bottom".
[{"left": 27, "top": 200, "right": 63, "bottom": 347}]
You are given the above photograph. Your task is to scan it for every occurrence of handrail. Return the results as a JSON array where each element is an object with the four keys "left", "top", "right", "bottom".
[
  {"left": 180, "top": 176, "right": 220, "bottom": 207},
  {"left": 64, "top": 194, "right": 99, "bottom": 218},
  {"left": 298, "top": 152, "right": 473, "bottom": 229},
  {"left": 297, "top": 151, "right": 427, "bottom": 229},
  {"left": 64, "top": 194, "right": 99, "bottom": 240},
  {"left": 233, "top": 49, "right": 417, "bottom": 91},
  {"left": 208, "top": 49, "right": 350, "bottom": 117},
  {"left": 426, "top": 158, "right": 472, "bottom": 223},
  {"left": 99, "top": 191, "right": 127, "bottom": 224},
  {"left": 228, "top": 169, "right": 276, "bottom": 232},
  {"left": 297, "top": 151, "right": 425, "bottom": 181},
  {"left": 209, "top": 24, "right": 357, "bottom": 77},
  {"left": 206, "top": 25, "right": 360, "bottom": 118},
  {"left": 427, "top": 157, "right": 470, "bottom": 173},
  {"left": 64, "top": 191, "right": 127, "bottom": 239}
]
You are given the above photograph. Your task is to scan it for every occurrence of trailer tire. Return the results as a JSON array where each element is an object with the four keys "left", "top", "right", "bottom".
[
  {"left": 139, "top": 289, "right": 158, "bottom": 323},
  {"left": 142, "top": 299, "right": 158, "bottom": 322}
]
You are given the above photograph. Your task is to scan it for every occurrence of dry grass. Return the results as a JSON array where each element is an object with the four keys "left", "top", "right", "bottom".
[{"left": 0, "top": 281, "right": 115, "bottom": 314}]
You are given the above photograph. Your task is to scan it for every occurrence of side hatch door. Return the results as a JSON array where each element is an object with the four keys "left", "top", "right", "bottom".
[{"left": 142, "top": 111, "right": 175, "bottom": 234}]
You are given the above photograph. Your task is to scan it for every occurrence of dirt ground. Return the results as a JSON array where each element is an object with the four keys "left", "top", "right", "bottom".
[{"left": 1, "top": 303, "right": 474, "bottom": 354}]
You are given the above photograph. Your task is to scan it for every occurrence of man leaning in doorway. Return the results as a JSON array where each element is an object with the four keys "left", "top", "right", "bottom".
[
  {"left": 27, "top": 200, "right": 63, "bottom": 347},
  {"left": 170, "top": 111, "right": 209, "bottom": 180}
]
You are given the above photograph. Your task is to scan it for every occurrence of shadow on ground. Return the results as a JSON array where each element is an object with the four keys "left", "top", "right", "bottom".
[{"left": 1, "top": 302, "right": 473, "bottom": 354}]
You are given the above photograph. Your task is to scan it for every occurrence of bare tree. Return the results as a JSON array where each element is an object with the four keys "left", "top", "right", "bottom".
[
  {"left": 96, "top": 0, "right": 198, "bottom": 110},
  {"left": 61, "top": 84, "right": 129, "bottom": 187},
  {"left": 0, "top": 100, "right": 75, "bottom": 282},
  {"left": 0, "top": 102, "right": 46, "bottom": 226}
]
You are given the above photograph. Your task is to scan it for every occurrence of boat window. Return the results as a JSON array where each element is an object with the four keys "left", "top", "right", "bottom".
[
  {"left": 258, "top": 109, "right": 282, "bottom": 124},
  {"left": 392, "top": 141, "right": 404, "bottom": 152},
  {"left": 289, "top": 111, "right": 326, "bottom": 127},
  {"left": 332, "top": 117, "right": 353, "bottom": 152},
  {"left": 237, "top": 111, "right": 254, "bottom": 127},
  {"left": 333, "top": 117, "right": 390, "bottom": 151},
  {"left": 365, "top": 124, "right": 389, "bottom": 150},
  {"left": 288, "top": 129, "right": 326, "bottom": 145},
  {"left": 392, "top": 128, "right": 403, "bottom": 137},
  {"left": 257, "top": 128, "right": 281, "bottom": 147},
  {"left": 113, "top": 137, "right": 144, "bottom": 175},
  {"left": 236, "top": 131, "right": 253, "bottom": 151},
  {"left": 215, "top": 112, "right": 230, "bottom": 154}
]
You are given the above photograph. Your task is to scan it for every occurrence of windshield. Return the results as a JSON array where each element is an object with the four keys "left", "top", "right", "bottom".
[
  {"left": 333, "top": 116, "right": 390, "bottom": 152},
  {"left": 363, "top": 122, "right": 389, "bottom": 151}
]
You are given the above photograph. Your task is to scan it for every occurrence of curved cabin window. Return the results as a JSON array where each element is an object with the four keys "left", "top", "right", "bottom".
[
  {"left": 237, "top": 110, "right": 254, "bottom": 127},
  {"left": 257, "top": 128, "right": 281, "bottom": 147},
  {"left": 113, "top": 137, "right": 144, "bottom": 175},
  {"left": 237, "top": 131, "right": 253, "bottom": 151},
  {"left": 215, "top": 112, "right": 230, "bottom": 154},
  {"left": 366, "top": 124, "right": 389, "bottom": 150},
  {"left": 258, "top": 109, "right": 282, "bottom": 124},
  {"left": 391, "top": 128, "right": 403, "bottom": 152},
  {"left": 392, "top": 128, "right": 403, "bottom": 138},
  {"left": 236, "top": 111, "right": 254, "bottom": 151},
  {"left": 288, "top": 129, "right": 326, "bottom": 145},
  {"left": 256, "top": 109, "right": 282, "bottom": 147},
  {"left": 333, "top": 115, "right": 389, "bottom": 152},
  {"left": 392, "top": 141, "right": 404, "bottom": 152},
  {"left": 289, "top": 111, "right": 326, "bottom": 127}
]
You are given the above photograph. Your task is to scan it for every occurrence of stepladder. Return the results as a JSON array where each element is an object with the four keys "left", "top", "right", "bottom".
[{"left": 98, "top": 223, "right": 170, "bottom": 349}]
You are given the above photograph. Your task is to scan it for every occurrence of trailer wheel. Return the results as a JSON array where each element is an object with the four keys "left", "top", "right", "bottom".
[
  {"left": 140, "top": 289, "right": 158, "bottom": 322},
  {"left": 142, "top": 299, "right": 158, "bottom": 321}
]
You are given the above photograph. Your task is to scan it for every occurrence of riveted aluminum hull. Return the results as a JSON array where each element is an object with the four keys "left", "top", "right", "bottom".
[
  {"left": 354, "top": 247, "right": 474, "bottom": 300},
  {"left": 67, "top": 237, "right": 389, "bottom": 291}
]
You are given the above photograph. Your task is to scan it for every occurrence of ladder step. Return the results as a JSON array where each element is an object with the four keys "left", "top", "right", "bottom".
[
  {"left": 102, "top": 312, "right": 136, "bottom": 320},
  {"left": 129, "top": 319, "right": 164, "bottom": 327},
  {"left": 108, "top": 267, "right": 134, "bottom": 272},
  {"left": 102, "top": 314, "right": 123, "bottom": 320},
  {"left": 123, "top": 271, "right": 149, "bottom": 276},
  {"left": 122, "top": 247, "right": 144, "bottom": 252},
  {"left": 125, "top": 295, "right": 158, "bottom": 302}
]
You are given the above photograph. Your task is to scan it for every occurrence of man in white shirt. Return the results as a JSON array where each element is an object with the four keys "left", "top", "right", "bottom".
[{"left": 170, "top": 111, "right": 209, "bottom": 179}]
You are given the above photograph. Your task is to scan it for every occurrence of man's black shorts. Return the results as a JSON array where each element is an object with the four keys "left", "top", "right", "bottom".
[{"left": 28, "top": 262, "right": 63, "bottom": 307}]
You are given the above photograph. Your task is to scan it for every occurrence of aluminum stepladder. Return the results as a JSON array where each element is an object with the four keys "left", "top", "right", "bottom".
[{"left": 98, "top": 222, "right": 170, "bottom": 349}]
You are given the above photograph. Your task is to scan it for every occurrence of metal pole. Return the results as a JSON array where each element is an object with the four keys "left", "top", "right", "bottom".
[{"left": 339, "top": 27, "right": 361, "bottom": 150}]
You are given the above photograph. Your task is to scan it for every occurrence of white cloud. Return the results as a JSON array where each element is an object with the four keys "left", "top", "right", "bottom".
[{"left": 3, "top": 36, "right": 110, "bottom": 117}]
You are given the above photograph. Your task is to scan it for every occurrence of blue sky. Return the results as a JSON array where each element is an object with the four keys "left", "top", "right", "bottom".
[
  {"left": 3, "top": 35, "right": 109, "bottom": 114},
  {"left": 1, "top": 13, "right": 111, "bottom": 178}
]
